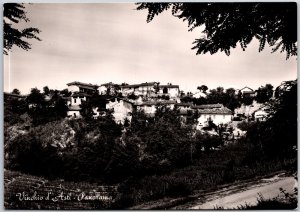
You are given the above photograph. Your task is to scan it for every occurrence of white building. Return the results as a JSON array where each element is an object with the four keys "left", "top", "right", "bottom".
[
  {"left": 157, "top": 84, "right": 180, "bottom": 98},
  {"left": 67, "top": 81, "right": 98, "bottom": 94},
  {"left": 67, "top": 105, "right": 81, "bottom": 118},
  {"left": 98, "top": 82, "right": 119, "bottom": 95},
  {"left": 236, "top": 86, "right": 256, "bottom": 98},
  {"left": 192, "top": 104, "right": 233, "bottom": 129},
  {"left": 67, "top": 93, "right": 91, "bottom": 118},
  {"left": 66, "top": 81, "right": 98, "bottom": 118},
  {"left": 106, "top": 97, "right": 134, "bottom": 124},
  {"left": 253, "top": 106, "right": 269, "bottom": 121},
  {"left": 135, "top": 100, "right": 177, "bottom": 117},
  {"left": 120, "top": 82, "right": 159, "bottom": 96}
]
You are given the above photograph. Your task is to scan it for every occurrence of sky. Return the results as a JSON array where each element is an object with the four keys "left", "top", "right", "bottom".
[{"left": 3, "top": 3, "right": 297, "bottom": 94}]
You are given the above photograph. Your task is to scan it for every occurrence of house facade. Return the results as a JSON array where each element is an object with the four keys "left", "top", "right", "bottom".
[
  {"left": 106, "top": 97, "right": 134, "bottom": 124},
  {"left": 135, "top": 100, "right": 176, "bottom": 117},
  {"left": 98, "top": 82, "right": 119, "bottom": 95},
  {"left": 157, "top": 84, "right": 180, "bottom": 98},
  {"left": 192, "top": 104, "right": 233, "bottom": 129},
  {"left": 237, "top": 86, "right": 256, "bottom": 98},
  {"left": 67, "top": 81, "right": 98, "bottom": 94},
  {"left": 66, "top": 81, "right": 98, "bottom": 118},
  {"left": 253, "top": 106, "right": 269, "bottom": 121},
  {"left": 120, "top": 82, "right": 159, "bottom": 96}
]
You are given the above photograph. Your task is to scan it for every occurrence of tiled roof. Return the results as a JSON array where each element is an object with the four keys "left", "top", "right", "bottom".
[
  {"left": 175, "top": 103, "right": 193, "bottom": 107},
  {"left": 191, "top": 104, "right": 223, "bottom": 109},
  {"left": 72, "top": 92, "right": 91, "bottom": 97},
  {"left": 198, "top": 107, "right": 233, "bottom": 115},
  {"left": 68, "top": 105, "right": 81, "bottom": 111},
  {"left": 238, "top": 86, "right": 254, "bottom": 92},
  {"left": 136, "top": 100, "right": 176, "bottom": 106},
  {"left": 67, "top": 81, "right": 99, "bottom": 89},
  {"left": 158, "top": 85, "right": 179, "bottom": 88},
  {"left": 120, "top": 82, "right": 158, "bottom": 89},
  {"left": 101, "top": 82, "right": 118, "bottom": 86},
  {"left": 120, "top": 84, "right": 139, "bottom": 89}
]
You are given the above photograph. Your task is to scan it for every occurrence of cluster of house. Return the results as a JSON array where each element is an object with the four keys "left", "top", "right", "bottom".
[
  {"left": 4, "top": 81, "right": 269, "bottom": 128},
  {"left": 64, "top": 81, "right": 236, "bottom": 129}
]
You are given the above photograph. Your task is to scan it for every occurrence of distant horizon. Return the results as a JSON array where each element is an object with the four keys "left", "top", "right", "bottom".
[
  {"left": 5, "top": 79, "right": 296, "bottom": 96},
  {"left": 4, "top": 3, "right": 297, "bottom": 95}
]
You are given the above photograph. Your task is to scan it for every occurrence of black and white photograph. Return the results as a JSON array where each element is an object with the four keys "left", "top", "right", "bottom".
[{"left": 3, "top": 2, "right": 297, "bottom": 210}]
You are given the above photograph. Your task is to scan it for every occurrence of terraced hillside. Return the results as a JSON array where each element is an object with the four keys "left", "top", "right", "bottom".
[{"left": 4, "top": 170, "right": 118, "bottom": 209}]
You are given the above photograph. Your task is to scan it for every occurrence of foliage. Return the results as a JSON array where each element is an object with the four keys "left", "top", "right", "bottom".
[
  {"left": 136, "top": 3, "right": 297, "bottom": 59},
  {"left": 237, "top": 121, "right": 257, "bottom": 131},
  {"left": 245, "top": 80, "right": 297, "bottom": 158},
  {"left": 197, "top": 85, "right": 208, "bottom": 93},
  {"left": 256, "top": 83, "right": 274, "bottom": 103},
  {"left": 233, "top": 188, "right": 297, "bottom": 209},
  {"left": 128, "top": 93, "right": 139, "bottom": 100},
  {"left": 12, "top": 88, "right": 21, "bottom": 95},
  {"left": 3, "top": 3, "right": 41, "bottom": 54}
]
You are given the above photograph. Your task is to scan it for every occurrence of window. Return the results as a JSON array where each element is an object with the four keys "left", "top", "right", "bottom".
[
  {"left": 74, "top": 113, "right": 76, "bottom": 118},
  {"left": 74, "top": 98, "right": 77, "bottom": 103},
  {"left": 163, "top": 87, "right": 168, "bottom": 94}
]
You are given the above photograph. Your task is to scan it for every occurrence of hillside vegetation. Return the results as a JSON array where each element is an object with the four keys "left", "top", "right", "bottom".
[{"left": 4, "top": 80, "right": 297, "bottom": 209}]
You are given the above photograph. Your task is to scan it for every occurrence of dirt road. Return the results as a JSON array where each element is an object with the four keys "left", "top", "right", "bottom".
[{"left": 174, "top": 174, "right": 297, "bottom": 209}]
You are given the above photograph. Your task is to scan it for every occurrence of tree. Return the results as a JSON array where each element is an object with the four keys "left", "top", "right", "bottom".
[
  {"left": 43, "top": 86, "right": 50, "bottom": 95},
  {"left": 11, "top": 88, "right": 20, "bottom": 95},
  {"left": 3, "top": 3, "right": 41, "bottom": 55},
  {"left": 26, "top": 88, "right": 45, "bottom": 106},
  {"left": 256, "top": 84, "right": 274, "bottom": 103},
  {"left": 246, "top": 80, "right": 297, "bottom": 158},
  {"left": 197, "top": 85, "right": 208, "bottom": 93},
  {"left": 136, "top": 3, "right": 297, "bottom": 59}
]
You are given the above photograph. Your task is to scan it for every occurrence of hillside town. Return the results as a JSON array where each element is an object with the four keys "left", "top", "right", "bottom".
[
  {"left": 3, "top": 2, "right": 297, "bottom": 210},
  {"left": 4, "top": 81, "right": 275, "bottom": 132}
]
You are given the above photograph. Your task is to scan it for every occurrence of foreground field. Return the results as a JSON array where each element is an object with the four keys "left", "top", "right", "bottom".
[{"left": 129, "top": 172, "right": 297, "bottom": 209}]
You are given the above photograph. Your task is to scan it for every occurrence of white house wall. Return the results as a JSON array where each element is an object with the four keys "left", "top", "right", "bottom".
[
  {"left": 106, "top": 100, "right": 133, "bottom": 124},
  {"left": 71, "top": 96, "right": 86, "bottom": 106},
  {"left": 197, "top": 114, "right": 232, "bottom": 127},
  {"left": 98, "top": 86, "right": 107, "bottom": 95},
  {"left": 158, "top": 88, "right": 179, "bottom": 98},
  {"left": 68, "top": 85, "right": 80, "bottom": 93},
  {"left": 67, "top": 110, "right": 81, "bottom": 118}
]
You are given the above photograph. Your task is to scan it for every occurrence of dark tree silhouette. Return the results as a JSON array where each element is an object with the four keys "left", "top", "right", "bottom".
[
  {"left": 12, "top": 88, "right": 21, "bottom": 95},
  {"left": 256, "top": 84, "right": 274, "bottom": 103},
  {"left": 197, "top": 85, "right": 208, "bottom": 93},
  {"left": 136, "top": 3, "right": 297, "bottom": 59},
  {"left": 3, "top": 3, "right": 41, "bottom": 55}
]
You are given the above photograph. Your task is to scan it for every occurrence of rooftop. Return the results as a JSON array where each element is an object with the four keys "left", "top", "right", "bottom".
[
  {"left": 136, "top": 100, "right": 177, "bottom": 106},
  {"left": 158, "top": 85, "right": 179, "bottom": 88},
  {"left": 192, "top": 104, "right": 223, "bottom": 109},
  {"left": 67, "top": 81, "right": 99, "bottom": 89},
  {"left": 71, "top": 92, "right": 92, "bottom": 97},
  {"left": 175, "top": 102, "right": 193, "bottom": 107},
  {"left": 238, "top": 86, "right": 254, "bottom": 92},
  {"left": 198, "top": 107, "right": 233, "bottom": 115},
  {"left": 120, "top": 82, "right": 158, "bottom": 88},
  {"left": 101, "top": 82, "right": 118, "bottom": 86}
]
